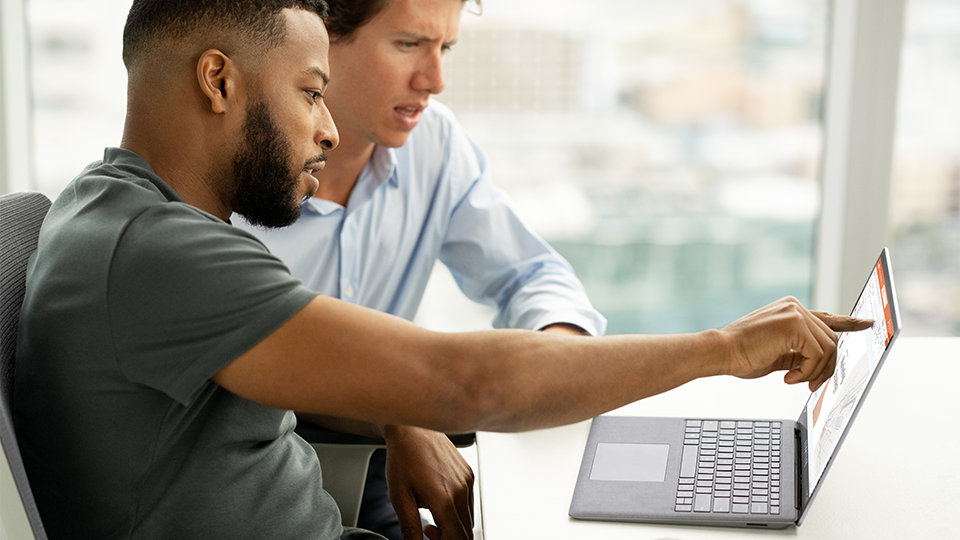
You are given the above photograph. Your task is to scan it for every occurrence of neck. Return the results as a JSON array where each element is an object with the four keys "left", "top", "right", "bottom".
[
  {"left": 120, "top": 97, "right": 234, "bottom": 221},
  {"left": 312, "top": 128, "right": 376, "bottom": 207}
]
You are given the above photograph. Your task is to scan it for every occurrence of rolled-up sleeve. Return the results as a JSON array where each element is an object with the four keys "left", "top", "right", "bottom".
[{"left": 439, "top": 137, "right": 607, "bottom": 336}]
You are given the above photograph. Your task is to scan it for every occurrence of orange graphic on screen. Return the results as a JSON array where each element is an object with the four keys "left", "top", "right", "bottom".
[{"left": 812, "top": 379, "right": 829, "bottom": 427}]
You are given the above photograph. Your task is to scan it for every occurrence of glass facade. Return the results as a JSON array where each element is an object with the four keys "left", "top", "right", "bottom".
[
  {"left": 889, "top": 0, "right": 960, "bottom": 336},
  {"left": 440, "top": 0, "right": 827, "bottom": 333},
  {"left": 21, "top": 0, "right": 958, "bottom": 336}
]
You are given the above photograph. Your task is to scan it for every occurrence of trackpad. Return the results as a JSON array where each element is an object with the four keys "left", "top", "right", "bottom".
[{"left": 589, "top": 443, "right": 670, "bottom": 482}]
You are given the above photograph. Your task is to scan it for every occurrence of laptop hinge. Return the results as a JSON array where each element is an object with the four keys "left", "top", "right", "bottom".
[{"left": 794, "top": 426, "right": 802, "bottom": 512}]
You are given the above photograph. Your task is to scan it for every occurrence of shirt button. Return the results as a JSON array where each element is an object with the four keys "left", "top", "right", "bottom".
[{"left": 344, "top": 286, "right": 355, "bottom": 298}]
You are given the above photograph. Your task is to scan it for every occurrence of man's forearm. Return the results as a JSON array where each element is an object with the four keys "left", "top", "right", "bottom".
[
  {"left": 432, "top": 328, "right": 724, "bottom": 433},
  {"left": 217, "top": 296, "right": 866, "bottom": 436}
]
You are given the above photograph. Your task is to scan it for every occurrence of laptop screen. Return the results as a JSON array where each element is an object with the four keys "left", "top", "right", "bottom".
[{"left": 797, "top": 248, "right": 901, "bottom": 516}]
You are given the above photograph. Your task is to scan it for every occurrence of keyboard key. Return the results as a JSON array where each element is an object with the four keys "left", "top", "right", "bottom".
[
  {"left": 713, "top": 497, "right": 731, "bottom": 512},
  {"left": 680, "top": 445, "right": 697, "bottom": 478},
  {"left": 694, "top": 494, "right": 712, "bottom": 512},
  {"left": 675, "top": 504, "right": 692, "bottom": 512},
  {"left": 752, "top": 502, "right": 768, "bottom": 514},
  {"left": 732, "top": 503, "right": 749, "bottom": 514}
]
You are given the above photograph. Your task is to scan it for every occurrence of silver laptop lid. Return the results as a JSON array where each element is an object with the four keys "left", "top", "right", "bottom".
[{"left": 795, "top": 247, "right": 902, "bottom": 524}]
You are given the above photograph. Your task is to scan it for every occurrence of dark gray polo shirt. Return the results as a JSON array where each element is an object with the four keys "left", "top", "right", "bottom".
[{"left": 15, "top": 148, "right": 367, "bottom": 538}]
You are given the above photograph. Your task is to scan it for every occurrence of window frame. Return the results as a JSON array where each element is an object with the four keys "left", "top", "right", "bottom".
[
  {"left": 814, "top": 0, "right": 905, "bottom": 313},
  {"left": 0, "top": 0, "right": 31, "bottom": 194}
]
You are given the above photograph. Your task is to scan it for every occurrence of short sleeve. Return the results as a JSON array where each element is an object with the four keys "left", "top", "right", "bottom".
[{"left": 107, "top": 204, "right": 317, "bottom": 405}]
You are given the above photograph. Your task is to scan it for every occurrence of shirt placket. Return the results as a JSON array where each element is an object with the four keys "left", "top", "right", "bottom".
[{"left": 339, "top": 211, "right": 358, "bottom": 303}]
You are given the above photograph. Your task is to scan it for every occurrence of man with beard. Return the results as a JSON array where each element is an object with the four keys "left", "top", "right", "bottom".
[
  {"left": 14, "top": 1, "right": 871, "bottom": 539},
  {"left": 233, "top": 1, "right": 605, "bottom": 537}
]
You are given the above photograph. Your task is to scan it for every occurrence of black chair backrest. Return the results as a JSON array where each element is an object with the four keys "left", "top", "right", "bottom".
[{"left": 0, "top": 191, "right": 51, "bottom": 539}]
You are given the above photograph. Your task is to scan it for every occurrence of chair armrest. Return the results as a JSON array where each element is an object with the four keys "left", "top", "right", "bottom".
[{"left": 295, "top": 420, "right": 476, "bottom": 448}]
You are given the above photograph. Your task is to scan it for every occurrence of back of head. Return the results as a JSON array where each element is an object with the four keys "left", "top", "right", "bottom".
[{"left": 122, "top": 0, "right": 330, "bottom": 71}]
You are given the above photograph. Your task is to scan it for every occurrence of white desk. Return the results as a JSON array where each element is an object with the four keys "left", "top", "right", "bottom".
[{"left": 476, "top": 337, "right": 959, "bottom": 539}]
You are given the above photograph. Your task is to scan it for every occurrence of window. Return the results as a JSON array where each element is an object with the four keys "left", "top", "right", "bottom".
[
  {"left": 26, "top": 0, "right": 129, "bottom": 197},
  {"left": 18, "top": 0, "right": 956, "bottom": 336},
  {"left": 888, "top": 0, "right": 960, "bottom": 335},
  {"left": 435, "top": 0, "right": 828, "bottom": 333}
]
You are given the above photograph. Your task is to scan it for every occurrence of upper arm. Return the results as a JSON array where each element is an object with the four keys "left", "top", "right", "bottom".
[{"left": 108, "top": 206, "right": 315, "bottom": 404}]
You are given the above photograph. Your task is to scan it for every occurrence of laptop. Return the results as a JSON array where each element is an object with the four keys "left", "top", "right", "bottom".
[{"left": 569, "top": 247, "right": 901, "bottom": 528}]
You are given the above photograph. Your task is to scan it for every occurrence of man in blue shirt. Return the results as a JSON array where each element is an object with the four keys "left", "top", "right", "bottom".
[{"left": 236, "top": 1, "right": 605, "bottom": 537}]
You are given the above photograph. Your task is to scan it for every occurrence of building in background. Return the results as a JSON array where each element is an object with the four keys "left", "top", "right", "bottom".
[
  {"left": 24, "top": 0, "right": 960, "bottom": 336},
  {"left": 438, "top": 0, "right": 826, "bottom": 333}
]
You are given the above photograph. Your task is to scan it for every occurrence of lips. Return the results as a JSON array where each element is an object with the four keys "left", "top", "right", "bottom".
[
  {"left": 300, "top": 162, "right": 324, "bottom": 201},
  {"left": 395, "top": 105, "right": 423, "bottom": 116},
  {"left": 393, "top": 102, "right": 427, "bottom": 130}
]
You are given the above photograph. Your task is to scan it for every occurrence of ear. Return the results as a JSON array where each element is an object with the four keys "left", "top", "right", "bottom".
[{"left": 196, "top": 49, "right": 239, "bottom": 114}]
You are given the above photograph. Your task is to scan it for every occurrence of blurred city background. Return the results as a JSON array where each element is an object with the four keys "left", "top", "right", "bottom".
[{"left": 24, "top": 0, "right": 960, "bottom": 336}]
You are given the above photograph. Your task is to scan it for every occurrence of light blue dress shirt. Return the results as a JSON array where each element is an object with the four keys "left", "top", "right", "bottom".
[{"left": 235, "top": 101, "right": 606, "bottom": 335}]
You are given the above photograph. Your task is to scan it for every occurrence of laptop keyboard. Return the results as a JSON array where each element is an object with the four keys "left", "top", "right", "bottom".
[{"left": 674, "top": 419, "right": 782, "bottom": 515}]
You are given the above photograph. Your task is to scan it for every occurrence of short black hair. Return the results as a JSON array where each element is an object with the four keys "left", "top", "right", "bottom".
[{"left": 122, "top": 0, "right": 329, "bottom": 68}]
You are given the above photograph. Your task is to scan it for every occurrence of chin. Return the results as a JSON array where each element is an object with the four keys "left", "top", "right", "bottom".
[{"left": 377, "top": 129, "right": 415, "bottom": 149}]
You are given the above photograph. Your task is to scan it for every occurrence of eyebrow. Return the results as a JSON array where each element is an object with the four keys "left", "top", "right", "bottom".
[
  {"left": 303, "top": 66, "right": 330, "bottom": 86},
  {"left": 396, "top": 31, "right": 458, "bottom": 48}
]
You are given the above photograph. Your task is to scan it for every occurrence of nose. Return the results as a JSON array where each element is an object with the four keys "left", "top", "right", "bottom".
[
  {"left": 315, "top": 101, "right": 339, "bottom": 151},
  {"left": 412, "top": 50, "right": 445, "bottom": 95}
]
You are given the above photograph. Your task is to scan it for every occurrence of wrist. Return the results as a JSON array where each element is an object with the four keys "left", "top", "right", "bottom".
[
  {"left": 382, "top": 424, "right": 426, "bottom": 442},
  {"left": 699, "top": 328, "right": 734, "bottom": 377}
]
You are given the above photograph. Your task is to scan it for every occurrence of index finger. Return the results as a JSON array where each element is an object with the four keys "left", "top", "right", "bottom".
[{"left": 812, "top": 312, "right": 874, "bottom": 333}]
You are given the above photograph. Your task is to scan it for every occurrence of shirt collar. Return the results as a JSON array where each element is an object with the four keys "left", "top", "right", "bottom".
[
  {"left": 299, "top": 145, "right": 399, "bottom": 217},
  {"left": 369, "top": 144, "right": 400, "bottom": 188}
]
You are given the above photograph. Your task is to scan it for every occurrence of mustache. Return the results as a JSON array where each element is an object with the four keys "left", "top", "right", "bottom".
[{"left": 304, "top": 153, "right": 327, "bottom": 170}]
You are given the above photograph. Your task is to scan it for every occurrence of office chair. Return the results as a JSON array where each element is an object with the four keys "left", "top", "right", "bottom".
[{"left": 0, "top": 191, "right": 51, "bottom": 540}]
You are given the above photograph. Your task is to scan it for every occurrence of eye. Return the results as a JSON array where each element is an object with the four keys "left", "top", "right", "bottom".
[
  {"left": 397, "top": 40, "right": 419, "bottom": 50},
  {"left": 306, "top": 90, "right": 324, "bottom": 104}
]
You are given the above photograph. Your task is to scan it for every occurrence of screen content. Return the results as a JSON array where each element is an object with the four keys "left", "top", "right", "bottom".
[{"left": 803, "top": 258, "right": 895, "bottom": 497}]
